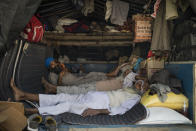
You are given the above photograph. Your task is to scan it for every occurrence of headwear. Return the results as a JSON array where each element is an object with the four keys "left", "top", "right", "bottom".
[
  {"left": 123, "top": 71, "right": 138, "bottom": 88},
  {"left": 45, "top": 57, "right": 54, "bottom": 68}
]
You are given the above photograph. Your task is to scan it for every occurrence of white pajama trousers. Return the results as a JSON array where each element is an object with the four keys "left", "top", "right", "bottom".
[{"left": 38, "top": 91, "right": 110, "bottom": 115}]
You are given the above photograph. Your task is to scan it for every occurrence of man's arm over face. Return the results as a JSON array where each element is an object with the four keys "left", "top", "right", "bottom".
[
  {"left": 57, "top": 63, "right": 69, "bottom": 85},
  {"left": 106, "top": 63, "right": 129, "bottom": 77},
  {"left": 58, "top": 71, "right": 65, "bottom": 85}
]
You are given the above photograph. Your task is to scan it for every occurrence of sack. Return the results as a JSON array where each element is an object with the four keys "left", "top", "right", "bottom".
[
  {"left": 150, "top": 69, "right": 169, "bottom": 85},
  {"left": 132, "top": 14, "right": 153, "bottom": 43},
  {"left": 141, "top": 90, "right": 189, "bottom": 110},
  {"left": 22, "top": 16, "right": 44, "bottom": 42}
]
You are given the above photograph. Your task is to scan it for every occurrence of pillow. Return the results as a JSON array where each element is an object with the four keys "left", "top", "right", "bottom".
[
  {"left": 137, "top": 107, "right": 192, "bottom": 124},
  {"left": 141, "top": 90, "right": 188, "bottom": 110}
]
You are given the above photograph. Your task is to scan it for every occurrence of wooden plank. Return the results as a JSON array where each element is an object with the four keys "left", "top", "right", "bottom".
[
  {"left": 42, "top": 32, "right": 134, "bottom": 46},
  {"left": 103, "top": 32, "right": 132, "bottom": 36},
  {"left": 64, "top": 61, "right": 118, "bottom": 64},
  {"left": 44, "top": 32, "right": 133, "bottom": 36},
  {"left": 43, "top": 35, "right": 133, "bottom": 41},
  {"left": 102, "top": 35, "right": 132, "bottom": 40},
  {"left": 42, "top": 39, "right": 134, "bottom": 46}
]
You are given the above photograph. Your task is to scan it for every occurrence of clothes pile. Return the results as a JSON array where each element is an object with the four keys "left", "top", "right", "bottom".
[{"left": 54, "top": 18, "right": 90, "bottom": 33}]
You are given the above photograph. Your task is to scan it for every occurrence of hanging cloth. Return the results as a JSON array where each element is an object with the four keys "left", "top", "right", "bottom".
[
  {"left": 110, "top": 0, "right": 129, "bottom": 26},
  {"left": 151, "top": 0, "right": 173, "bottom": 51}
]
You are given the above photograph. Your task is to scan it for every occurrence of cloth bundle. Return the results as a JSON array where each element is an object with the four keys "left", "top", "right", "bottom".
[{"left": 81, "top": 0, "right": 94, "bottom": 16}]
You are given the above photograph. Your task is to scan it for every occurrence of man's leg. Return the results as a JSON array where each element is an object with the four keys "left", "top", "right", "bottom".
[
  {"left": 10, "top": 78, "right": 39, "bottom": 102},
  {"left": 25, "top": 108, "right": 39, "bottom": 114},
  {"left": 57, "top": 83, "right": 96, "bottom": 94},
  {"left": 42, "top": 77, "right": 57, "bottom": 93},
  {"left": 11, "top": 78, "right": 78, "bottom": 106},
  {"left": 10, "top": 78, "right": 80, "bottom": 115}
]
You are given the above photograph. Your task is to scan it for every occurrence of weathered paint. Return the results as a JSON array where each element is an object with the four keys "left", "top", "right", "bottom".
[
  {"left": 165, "top": 63, "right": 195, "bottom": 120},
  {"left": 58, "top": 125, "right": 196, "bottom": 131}
]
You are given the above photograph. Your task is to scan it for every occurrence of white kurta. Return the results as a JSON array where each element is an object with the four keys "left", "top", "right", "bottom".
[{"left": 38, "top": 90, "right": 140, "bottom": 116}]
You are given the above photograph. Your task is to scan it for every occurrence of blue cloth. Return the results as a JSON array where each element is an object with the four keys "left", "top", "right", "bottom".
[
  {"left": 133, "top": 58, "right": 143, "bottom": 72},
  {"left": 45, "top": 57, "right": 54, "bottom": 68}
]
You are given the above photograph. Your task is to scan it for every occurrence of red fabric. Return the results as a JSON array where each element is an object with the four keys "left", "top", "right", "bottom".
[
  {"left": 63, "top": 22, "right": 89, "bottom": 33},
  {"left": 151, "top": 0, "right": 162, "bottom": 18},
  {"left": 147, "top": 50, "right": 155, "bottom": 58},
  {"left": 23, "top": 16, "right": 44, "bottom": 42}
]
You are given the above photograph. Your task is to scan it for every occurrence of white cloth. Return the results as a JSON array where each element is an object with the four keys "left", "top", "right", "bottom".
[
  {"left": 57, "top": 18, "right": 78, "bottom": 26},
  {"left": 110, "top": 0, "right": 129, "bottom": 25},
  {"left": 55, "top": 18, "right": 78, "bottom": 32},
  {"left": 82, "top": 0, "right": 94, "bottom": 16},
  {"left": 38, "top": 90, "right": 140, "bottom": 116},
  {"left": 151, "top": 0, "right": 162, "bottom": 18},
  {"left": 105, "top": 0, "right": 113, "bottom": 21},
  {"left": 123, "top": 72, "right": 138, "bottom": 88},
  {"left": 107, "top": 89, "right": 141, "bottom": 115},
  {"left": 137, "top": 107, "right": 192, "bottom": 124},
  {"left": 166, "top": 0, "right": 178, "bottom": 20},
  {"left": 39, "top": 91, "right": 109, "bottom": 115}
]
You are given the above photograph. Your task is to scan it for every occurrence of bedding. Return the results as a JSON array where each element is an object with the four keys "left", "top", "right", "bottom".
[
  {"left": 60, "top": 103, "right": 147, "bottom": 125},
  {"left": 137, "top": 107, "right": 192, "bottom": 124}
]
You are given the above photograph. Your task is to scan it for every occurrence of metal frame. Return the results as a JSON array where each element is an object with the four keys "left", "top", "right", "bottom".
[{"left": 193, "top": 63, "right": 196, "bottom": 124}]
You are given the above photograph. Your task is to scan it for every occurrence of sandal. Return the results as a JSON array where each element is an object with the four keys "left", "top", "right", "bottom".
[
  {"left": 27, "top": 114, "right": 42, "bottom": 131},
  {"left": 45, "top": 116, "right": 58, "bottom": 131}
]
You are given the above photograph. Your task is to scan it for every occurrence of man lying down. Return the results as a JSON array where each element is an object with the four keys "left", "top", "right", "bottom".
[
  {"left": 10, "top": 59, "right": 148, "bottom": 116},
  {"left": 45, "top": 57, "right": 148, "bottom": 94},
  {"left": 10, "top": 78, "right": 141, "bottom": 117}
]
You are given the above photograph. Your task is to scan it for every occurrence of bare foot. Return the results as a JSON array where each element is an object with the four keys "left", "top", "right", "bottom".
[
  {"left": 7, "top": 98, "right": 11, "bottom": 102},
  {"left": 41, "top": 77, "right": 56, "bottom": 93},
  {"left": 25, "top": 108, "right": 39, "bottom": 115},
  {"left": 10, "top": 78, "right": 25, "bottom": 101}
]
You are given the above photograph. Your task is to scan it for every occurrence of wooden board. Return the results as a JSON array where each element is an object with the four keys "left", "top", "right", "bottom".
[
  {"left": 64, "top": 61, "right": 118, "bottom": 64},
  {"left": 42, "top": 32, "right": 134, "bottom": 46},
  {"left": 42, "top": 40, "right": 134, "bottom": 46}
]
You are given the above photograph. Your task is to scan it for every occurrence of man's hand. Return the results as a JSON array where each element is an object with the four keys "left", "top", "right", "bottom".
[
  {"left": 58, "top": 71, "right": 66, "bottom": 85},
  {"left": 82, "top": 108, "right": 110, "bottom": 117},
  {"left": 82, "top": 108, "right": 101, "bottom": 117},
  {"left": 59, "top": 71, "right": 65, "bottom": 77},
  {"left": 60, "top": 63, "right": 69, "bottom": 73},
  {"left": 106, "top": 63, "right": 130, "bottom": 77}
]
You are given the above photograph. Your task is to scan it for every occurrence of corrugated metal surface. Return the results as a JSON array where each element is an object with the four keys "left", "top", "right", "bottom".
[{"left": 37, "top": 0, "right": 156, "bottom": 19}]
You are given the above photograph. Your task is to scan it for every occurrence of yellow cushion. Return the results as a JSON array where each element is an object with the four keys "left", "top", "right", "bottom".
[{"left": 141, "top": 90, "right": 188, "bottom": 110}]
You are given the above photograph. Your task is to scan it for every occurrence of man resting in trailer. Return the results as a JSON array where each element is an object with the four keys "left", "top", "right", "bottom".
[
  {"left": 44, "top": 57, "right": 148, "bottom": 94},
  {"left": 45, "top": 57, "right": 108, "bottom": 86},
  {"left": 10, "top": 79, "right": 141, "bottom": 117}
]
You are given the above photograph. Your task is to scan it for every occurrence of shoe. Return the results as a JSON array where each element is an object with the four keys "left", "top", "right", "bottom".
[
  {"left": 45, "top": 116, "right": 58, "bottom": 131},
  {"left": 27, "top": 114, "right": 42, "bottom": 131}
]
